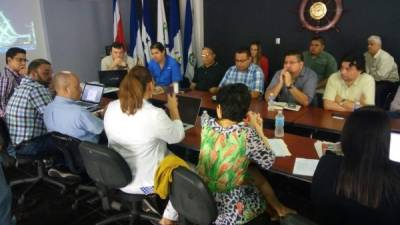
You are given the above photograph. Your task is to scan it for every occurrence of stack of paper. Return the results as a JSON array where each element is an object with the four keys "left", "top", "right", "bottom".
[
  {"left": 270, "top": 102, "right": 301, "bottom": 112},
  {"left": 314, "top": 140, "right": 342, "bottom": 158},
  {"left": 268, "top": 139, "right": 291, "bottom": 157},
  {"left": 293, "top": 158, "right": 319, "bottom": 176}
]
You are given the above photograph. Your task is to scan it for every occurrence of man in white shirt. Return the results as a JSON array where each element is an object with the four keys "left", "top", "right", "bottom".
[
  {"left": 324, "top": 55, "right": 375, "bottom": 112},
  {"left": 100, "top": 42, "right": 137, "bottom": 71},
  {"left": 364, "top": 35, "right": 399, "bottom": 108}
]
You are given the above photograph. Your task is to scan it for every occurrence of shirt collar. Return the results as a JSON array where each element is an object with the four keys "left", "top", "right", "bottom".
[
  {"left": 5, "top": 65, "right": 21, "bottom": 79},
  {"left": 54, "top": 96, "right": 76, "bottom": 104},
  {"left": 373, "top": 49, "right": 382, "bottom": 59}
]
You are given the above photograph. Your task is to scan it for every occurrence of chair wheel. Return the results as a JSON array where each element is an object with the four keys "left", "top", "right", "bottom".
[{"left": 18, "top": 196, "right": 25, "bottom": 205}]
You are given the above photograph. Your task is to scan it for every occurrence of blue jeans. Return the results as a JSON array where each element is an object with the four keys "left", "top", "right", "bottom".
[
  {"left": 0, "top": 166, "right": 12, "bottom": 225},
  {"left": 7, "top": 135, "right": 56, "bottom": 157}
]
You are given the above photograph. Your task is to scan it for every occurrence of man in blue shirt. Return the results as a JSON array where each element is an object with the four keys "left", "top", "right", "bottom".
[
  {"left": 147, "top": 42, "right": 182, "bottom": 90},
  {"left": 218, "top": 48, "right": 264, "bottom": 98},
  {"left": 44, "top": 71, "right": 103, "bottom": 143}
]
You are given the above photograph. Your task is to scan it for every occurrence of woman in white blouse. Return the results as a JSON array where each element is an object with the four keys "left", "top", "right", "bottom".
[{"left": 104, "top": 66, "right": 184, "bottom": 223}]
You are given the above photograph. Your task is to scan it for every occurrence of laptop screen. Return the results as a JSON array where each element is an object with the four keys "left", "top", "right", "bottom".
[
  {"left": 81, "top": 83, "right": 104, "bottom": 103},
  {"left": 390, "top": 132, "right": 400, "bottom": 163},
  {"left": 177, "top": 95, "right": 201, "bottom": 125},
  {"left": 98, "top": 70, "right": 127, "bottom": 87}
]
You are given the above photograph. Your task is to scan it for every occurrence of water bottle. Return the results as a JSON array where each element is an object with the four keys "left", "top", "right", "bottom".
[
  {"left": 267, "top": 93, "right": 275, "bottom": 111},
  {"left": 353, "top": 100, "right": 361, "bottom": 111},
  {"left": 202, "top": 110, "right": 209, "bottom": 120},
  {"left": 274, "top": 110, "right": 284, "bottom": 138}
]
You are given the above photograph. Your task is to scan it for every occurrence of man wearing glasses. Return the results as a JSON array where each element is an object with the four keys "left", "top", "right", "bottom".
[
  {"left": 218, "top": 48, "right": 264, "bottom": 98},
  {"left": 265, "top": 50, "right": 318, "bottom": 106},
  {"left": 0, "top": 47, "right": 28, "bottom": 117}
]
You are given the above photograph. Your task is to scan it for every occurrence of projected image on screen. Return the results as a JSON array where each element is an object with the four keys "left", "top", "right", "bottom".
[{"left": 0, "top": 11, "right": 36, "bottom": 53}]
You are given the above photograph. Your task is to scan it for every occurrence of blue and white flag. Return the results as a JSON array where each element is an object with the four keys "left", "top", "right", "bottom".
[
  {"left": 183, "top": 0, "right": 195, "bottom": 80},
  {"left": 141, "top": 0, "right": 155, "bottom": 64},
  {"left": 168, "top": 0, "right": 183, "bottom": 71},
  {"left": 129, "top": 0, "right": 144, "bottom": 65},
  {"left": 157, "top": 0, "right": 169, "bottom": 48}
]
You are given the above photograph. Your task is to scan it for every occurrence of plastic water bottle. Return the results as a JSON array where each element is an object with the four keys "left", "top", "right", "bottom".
[
  {"left": 267, "top": 93, "right": 275, "bottom": 111},
  {"left": 275, "top": 110, "right": 284, "bottom": 138},
  {"left": 354, "top": 100, "right": 361, "bottom": 111},
  {"left": 202, "top": 110, "right": 209, "bottom": 119}
]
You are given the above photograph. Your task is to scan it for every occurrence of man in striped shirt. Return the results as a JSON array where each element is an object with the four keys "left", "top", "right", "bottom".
[{"left": 0, "top": 47, "right": 27, "bottom": 118}]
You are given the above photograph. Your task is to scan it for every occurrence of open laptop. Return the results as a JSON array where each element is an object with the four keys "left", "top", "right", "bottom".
[
  {"left": 77, "top": 83, "right": 104, "bottom": 112},
  {"left": 98, "top": 70, "right": 127, "bottom": 87},
  {"left": 390, "top": 131, "right": 400, "bottom": 163},
  {"left": 177, "top": 95, "right": 202, "bottom": 131}
]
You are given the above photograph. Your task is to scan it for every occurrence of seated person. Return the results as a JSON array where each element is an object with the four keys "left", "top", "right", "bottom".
[
  {"left": 5, "top": 59, "right": 54, "bottom": 156},
  {"left": 0, "top": 166, "right": 12, "bottom": 225},
  {"left": 0, "top": 47, "right": 28, "bottom": 118},
  {"left": 250, "top": 41, "right": 270, "bottom": 82},
  {"left": 101, "top": 42, "right": 136, "bottom": 71},
  {"left": 44, "top": 71, "right": 104, "bottom": 143},
  {"left": 265, "top": 50, "right": 317, "bottom": 106},
  {"left": 197, "top": 83, "right": 292, "bottom": 224},
  {"left": 390, "top": 86, "right": 400, "bottom": 112},
  {"left": 190, "top": 47, "right": 224, "bottom": 94},
  {"left": 312, "top": 106, "right": 400, "bottom": 225},
  {"left": 323, "top": 55, "right": 375, "bottom": 112},
  {"left": 104, "top": 66, "right": 185, "bottom": 222},
  {"left": 147, "top": 42, "right": 182, "bottom": 91},
  {"left": 303, "top": 36, "right": 338, "bottom": 89},
  {"left": 364, "top": 35, "right": 399, "bottom": 108},
  {"left": 219, "top": 48, "right": 264, "bottom": 98}
]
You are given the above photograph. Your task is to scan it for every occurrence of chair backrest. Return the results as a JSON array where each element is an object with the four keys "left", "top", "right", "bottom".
[
  {"left": 170, "top": 167, "right": 217, "bottom": 225},
  {"left": 79, "top": 141, "right": 132, "bottom": 189},
  {"left": 49, "top": 132, "right": 83, "bottom": 174},
  {"left": 0, "top": 117, "right": 10, "bottom": 150}
]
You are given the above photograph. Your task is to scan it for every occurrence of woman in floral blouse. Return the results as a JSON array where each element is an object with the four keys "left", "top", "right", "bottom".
[{"left": 197, "top": 83, "right": 280, "bottom": 224}]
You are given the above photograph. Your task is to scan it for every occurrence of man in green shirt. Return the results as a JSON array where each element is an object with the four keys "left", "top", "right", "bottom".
[{"left": 303, "top": 36, "right": 338, "bottom": 89}]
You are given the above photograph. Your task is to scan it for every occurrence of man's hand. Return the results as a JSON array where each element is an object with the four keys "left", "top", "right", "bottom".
[
  {"left": 282, "top": 70, "right": 293, "bottom": 87},
  {"left": 159, "top": 217, "right": 177, "bottom": 225}
]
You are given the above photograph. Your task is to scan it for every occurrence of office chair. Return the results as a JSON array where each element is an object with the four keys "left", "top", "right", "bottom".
[
  {"left": 49, "top": 132, "right": 98, "bottom": 209},
  {"left": 0, "top": 118, "right": 67, "bottom": 205},
  {"left": 169, "top": 167, "right": 218, "bottom": 225},
  {"left": 79, "top": 141, "right": 161, "bottom": 225}
]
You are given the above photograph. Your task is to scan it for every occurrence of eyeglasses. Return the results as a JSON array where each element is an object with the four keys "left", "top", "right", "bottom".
[
  {"left": 284, "top": 61, "right": 300, "bottom": 65},
  {"left": 14, "top": 57, "right": 28, "bottom": 63},
  {"left": 235, "top": 58, "right": 249, "bottom": 63}
]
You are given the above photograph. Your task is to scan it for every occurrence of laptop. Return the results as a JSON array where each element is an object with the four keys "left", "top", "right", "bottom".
[
  {"left": 177, "top": 95, "right": 202, "bottom": 131},
  {"left": 390, "top": 131, "right": 400, "bottom": 163},
  {"left": 98, "top": 70, "right": 127, "bottom": 87},
  {"left": 77, "top": 83, "right": 104, "bottom": 112}
]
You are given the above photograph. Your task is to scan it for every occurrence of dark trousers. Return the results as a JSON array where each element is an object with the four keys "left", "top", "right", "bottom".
[{"left": 375, "top": 81, "right": 398, "bottom": 109}]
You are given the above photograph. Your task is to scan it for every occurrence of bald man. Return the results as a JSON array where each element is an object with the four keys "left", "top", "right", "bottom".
[{"left": 44, "top": 71, "right": 103, "bottom": 143}]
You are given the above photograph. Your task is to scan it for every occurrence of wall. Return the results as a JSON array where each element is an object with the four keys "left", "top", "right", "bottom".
[
  {"left": 42, "top": 0, "right": 132, "bottom": 82},
  {"left": 204, "top": 0, "right": 400, "bottom": 78}
]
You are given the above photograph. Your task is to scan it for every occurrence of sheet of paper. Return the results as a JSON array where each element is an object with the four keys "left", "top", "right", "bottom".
[
  {"left": 268, "top": 139, "right": 291, "bottom": 157},
  {"left": 293, "top": 158, "right": 319, "bottom": 176},
  {"left": 314, "top": 140, "right": 323, "bottom": 158}
]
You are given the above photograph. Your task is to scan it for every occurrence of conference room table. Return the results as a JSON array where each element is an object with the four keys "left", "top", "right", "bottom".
[{"left": 150, "top": 90, "right": 400, "bottom": 134}]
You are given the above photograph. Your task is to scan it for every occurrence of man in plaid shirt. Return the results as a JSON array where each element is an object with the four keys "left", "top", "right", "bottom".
[
  {"left": 0, "top": 47, "right": 28, "bottom": 118},
  {"left": 218, "top": 48, "right": 265, "bottom": 98},
  {"left": 5, "top": 59, "right": 53, "bottom": 156}
]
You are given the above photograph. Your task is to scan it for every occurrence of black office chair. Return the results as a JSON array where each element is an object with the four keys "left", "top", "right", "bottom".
[
  {"left": 169, "top": 167, "right": 218, "bottom": 225},
  {"left": 49, "top": 132, "right": 99, "bottom": 209},
  {"left": 0, "top": 118, "right": 67, "bottom": 204},
  {"left": 79, "top": 141, "right": 161, "bottom": 225}
]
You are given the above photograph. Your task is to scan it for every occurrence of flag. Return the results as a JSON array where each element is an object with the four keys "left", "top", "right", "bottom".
[
  {"left": 168, "top": 0, "right": 183, "bottom": 71},
  {"left": 129, "top": 0, "right": 144, "bottom": 65},
  {"left": 157, "top": 0, "right": 169, "bottom": 47},
  {"left": 113, "top": 0, "right": 126, "bottom": 46},
  {"left": 141, "top": 0, "right": 155, "bottom": 64},
  {"left": 183, "top": 0, "right": 195, "bottom": 80}
]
